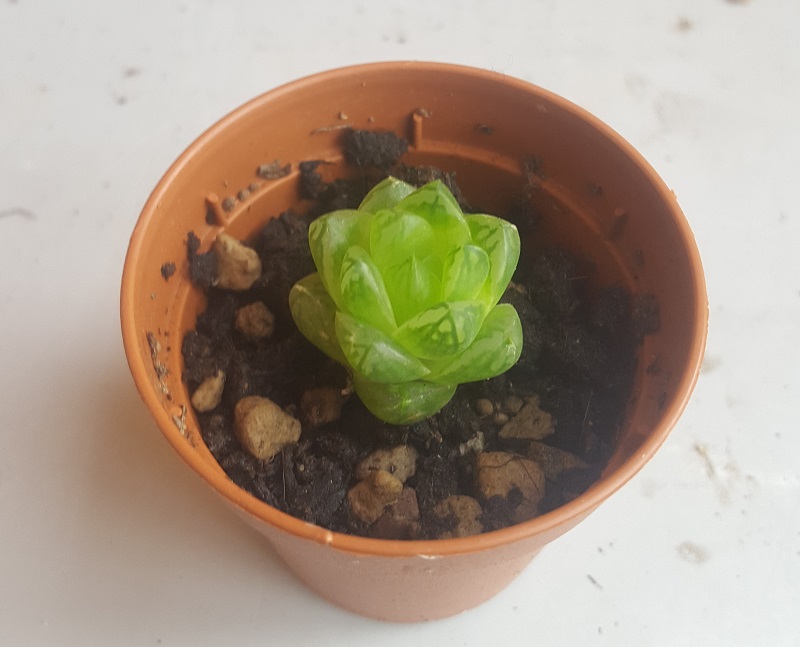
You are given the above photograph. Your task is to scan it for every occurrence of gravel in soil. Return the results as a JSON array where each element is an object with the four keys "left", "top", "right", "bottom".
[{"left": 180, "top": 128, "right": 656, "bottom": 540}]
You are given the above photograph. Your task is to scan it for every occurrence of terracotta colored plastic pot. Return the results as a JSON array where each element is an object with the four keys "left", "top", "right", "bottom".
[{"left": 121, "top": 62, "right": 707, "bottom": 622}]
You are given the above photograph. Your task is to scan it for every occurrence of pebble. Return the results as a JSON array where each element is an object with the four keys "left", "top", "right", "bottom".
[
  {"left": 474, "top": 398, "right": 494, "bottom": 417},
  {"left": 526, "top": 442, "right": 588, "bottom": 480},
  {"left": 475, "top": 451, "right": 546, "bottom": 523},
  {"left": 299, "top": 387, "right": 348, "bottom": 429},
  {"left": 458, "top": 431, "right": 485, "bottom": 456},
  {"left": 213, "top": 233, "right": 262, "bottom": 290},
  {"left": 493, "top": 412, "right": 509, "bottom": 426},
  {"left": 503, "top": 395, "right": 524, "bottom": 414},
  {"left": 233, "top": 395, "right": 301, "bottom": 461},
  {"left": 355, "top": 444, "right": 418, "bottom": 484},
  {"left": 498, "top": 397, "right": 555, "bottom": 441},
  {"left": 371, "top": 487, "right": 420, "bottom": 539},
  {"left": 235, "top": 301, "right": 275, "bottom": 340},
  {"left": 433, "top": 495, "right": 484, "bottom": 539},
  {"left": 190, "top": 370, "right": 226, "bottom": 412},
  {"left": 347, "top": 469, "right": 404, "bottom": 524}
]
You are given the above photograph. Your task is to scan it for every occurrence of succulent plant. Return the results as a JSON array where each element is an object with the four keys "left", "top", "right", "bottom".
[{"left": 289, "top": 177, "right": 523, "bottom": 424}]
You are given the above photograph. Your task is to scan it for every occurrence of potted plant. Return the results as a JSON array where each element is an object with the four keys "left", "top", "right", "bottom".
[{"left": 121, "top": 62, "right": 707, "bottom": 621}]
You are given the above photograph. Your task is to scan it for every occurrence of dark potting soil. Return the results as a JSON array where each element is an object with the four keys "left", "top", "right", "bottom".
[{"left": 181, "top": 128, "right": 657, "bottom": 539}]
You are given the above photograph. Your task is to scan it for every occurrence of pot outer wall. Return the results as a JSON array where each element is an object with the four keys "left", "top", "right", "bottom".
[
  {"left": 231, "top": 499, "right": 594, "bottom": 621},
  {"left": 121, "top": 62, "right": 708, "bottom": 622}
]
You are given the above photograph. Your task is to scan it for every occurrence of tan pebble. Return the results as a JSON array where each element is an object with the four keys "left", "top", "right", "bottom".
[
  {"left": 458, "top": 431, "right": 485, "bottom": 456},
  {"left": 526, "top": 442, "right": 588, "bottom": 480},
  {"left": 235, "top": 302, "right": 275, "bottom": 340},
  {"left": 233, "top": 395, "right": 301, "bottom": 461},
  {"left": 434, "top": 495, "right": 483, "bottom": 538},
  {"left": 474, "top": 398, "right": 494, "bottom": 417},
  {"left": 299, "top": 387, "right": 348, "bottom": 429},
  {"left": 371, "top": 487, "right": 420, "bottom": 539},
  {"left": 213, "top": 233, "right": 262, "bottom": 290},
  {"left": 498, "top": 397, "right": 555, "bottom": 441},
  {"left": 503, "top": 395, "right": 524, "bottom": 414},
  {"left": 355, "top": 444, "right": 418, "bottom": 484},
  {"left": 190, "top": 370, "right": 226, "bottom": 412},
  {"left": 476, "top": 451, "right": 545, "bottom": 522},
  {"left": 493, "top": 412, "right": 509, "bottom": 426},
  {"left": 348, "top": 470, "right": 403, "bottom": 524}
]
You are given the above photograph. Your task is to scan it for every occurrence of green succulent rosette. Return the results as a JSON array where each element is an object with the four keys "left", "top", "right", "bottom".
[{"left": 289, "top": 177, "right": 523, "bottom": 424}]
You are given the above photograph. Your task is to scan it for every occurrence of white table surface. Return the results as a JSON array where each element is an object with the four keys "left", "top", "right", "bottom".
[{"left": 2, "top": 1, "right": 798, "bottom": 645}]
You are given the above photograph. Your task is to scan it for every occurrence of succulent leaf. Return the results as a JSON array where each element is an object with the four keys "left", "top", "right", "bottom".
[
  {"left": 425, "top": 303, "right": 523, "bottom": 384},
  {"left": 309, "top": 209, "right": 373, "bottom": 308},
  {"left": 352, "top": 374, "right": 457, "bottom": 425},
  {"left": 369, "top": 209, "right": 435, "bottom": 272},
  {"left": 359, "top": 176, "right": 416, "bottom": 213},
  {"left": 394, "top": 300, "right": 485, "bottom": 359},
  {"left": 395, "top": 181, "right": 471, "bottom": 260},
  {"left": 339, "top": 245, "right": 396, "bottom": 334},
  {"left": 289, "top": 273, "right": 349, "bottom": 367},
  {"left": 381, "top": 253, "right": 441, "bottom": 325},
  {"left": 335, "top": 312, "right": 430, "bottom": 383},
  {"left": 441, "top": 244, "right": 491, "bottom": 302},
  {"left": 465, "top": 213, "right": 521, "bottom": 307}
]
